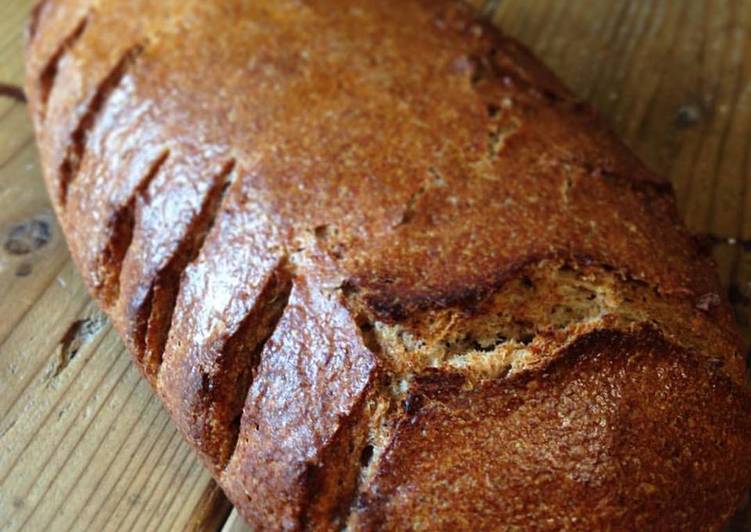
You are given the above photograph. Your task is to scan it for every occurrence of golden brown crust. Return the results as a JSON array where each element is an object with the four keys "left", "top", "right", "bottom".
[
  {"left": 222, "top": 269, "right": 379, "bottom": 530},
  {"left": 25, "top": 0, "right": 751, "bottom": 529},
  {"left": 158, "top": 175, "right": 292, "bottom": 469},
  {"left": 352, "top": 328, "right": 751, "bottom": 531}
]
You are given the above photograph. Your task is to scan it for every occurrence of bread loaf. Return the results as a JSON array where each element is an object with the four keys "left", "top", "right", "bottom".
[{"left": 25, "top": 0, "right": 751, "bottom": 529}]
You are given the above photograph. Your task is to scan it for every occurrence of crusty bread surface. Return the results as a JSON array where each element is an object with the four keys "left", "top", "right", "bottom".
[{"left": 25, "top": 0, "right": 751, "bottom": 529}]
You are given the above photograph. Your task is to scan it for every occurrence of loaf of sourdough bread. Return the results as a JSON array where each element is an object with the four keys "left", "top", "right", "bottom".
[{"left": 25, "top": 0, "right": 751, "bottom": 529}]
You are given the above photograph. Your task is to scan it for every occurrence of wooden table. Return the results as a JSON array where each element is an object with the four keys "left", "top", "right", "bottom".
[{"left": 1, "top": 1, "right": 749, "bottom": 530}]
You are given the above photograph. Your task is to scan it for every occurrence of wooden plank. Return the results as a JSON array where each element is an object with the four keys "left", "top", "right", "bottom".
[{"left": 1, "top": 1, "right": 749, "bottom": 531}]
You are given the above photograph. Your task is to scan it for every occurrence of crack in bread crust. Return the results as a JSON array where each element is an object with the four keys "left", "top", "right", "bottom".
[
  {"left": 341, "top": 273, "right": 745, "bottom": 526},
  {"left": 357, "top": 260, "right": 743, "bottom": 385},
  {"left": 335, "top": 255, "right": 746, "bottom": 517}
]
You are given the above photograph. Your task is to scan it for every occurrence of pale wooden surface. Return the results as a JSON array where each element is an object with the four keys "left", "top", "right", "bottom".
[{"left": 0, "top": 1, "right": 749, "bottom": 531}]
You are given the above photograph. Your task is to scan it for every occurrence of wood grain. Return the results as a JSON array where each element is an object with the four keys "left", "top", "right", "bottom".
[{"left": 0, "top": 1, "right": 749, "bottom": 531}]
